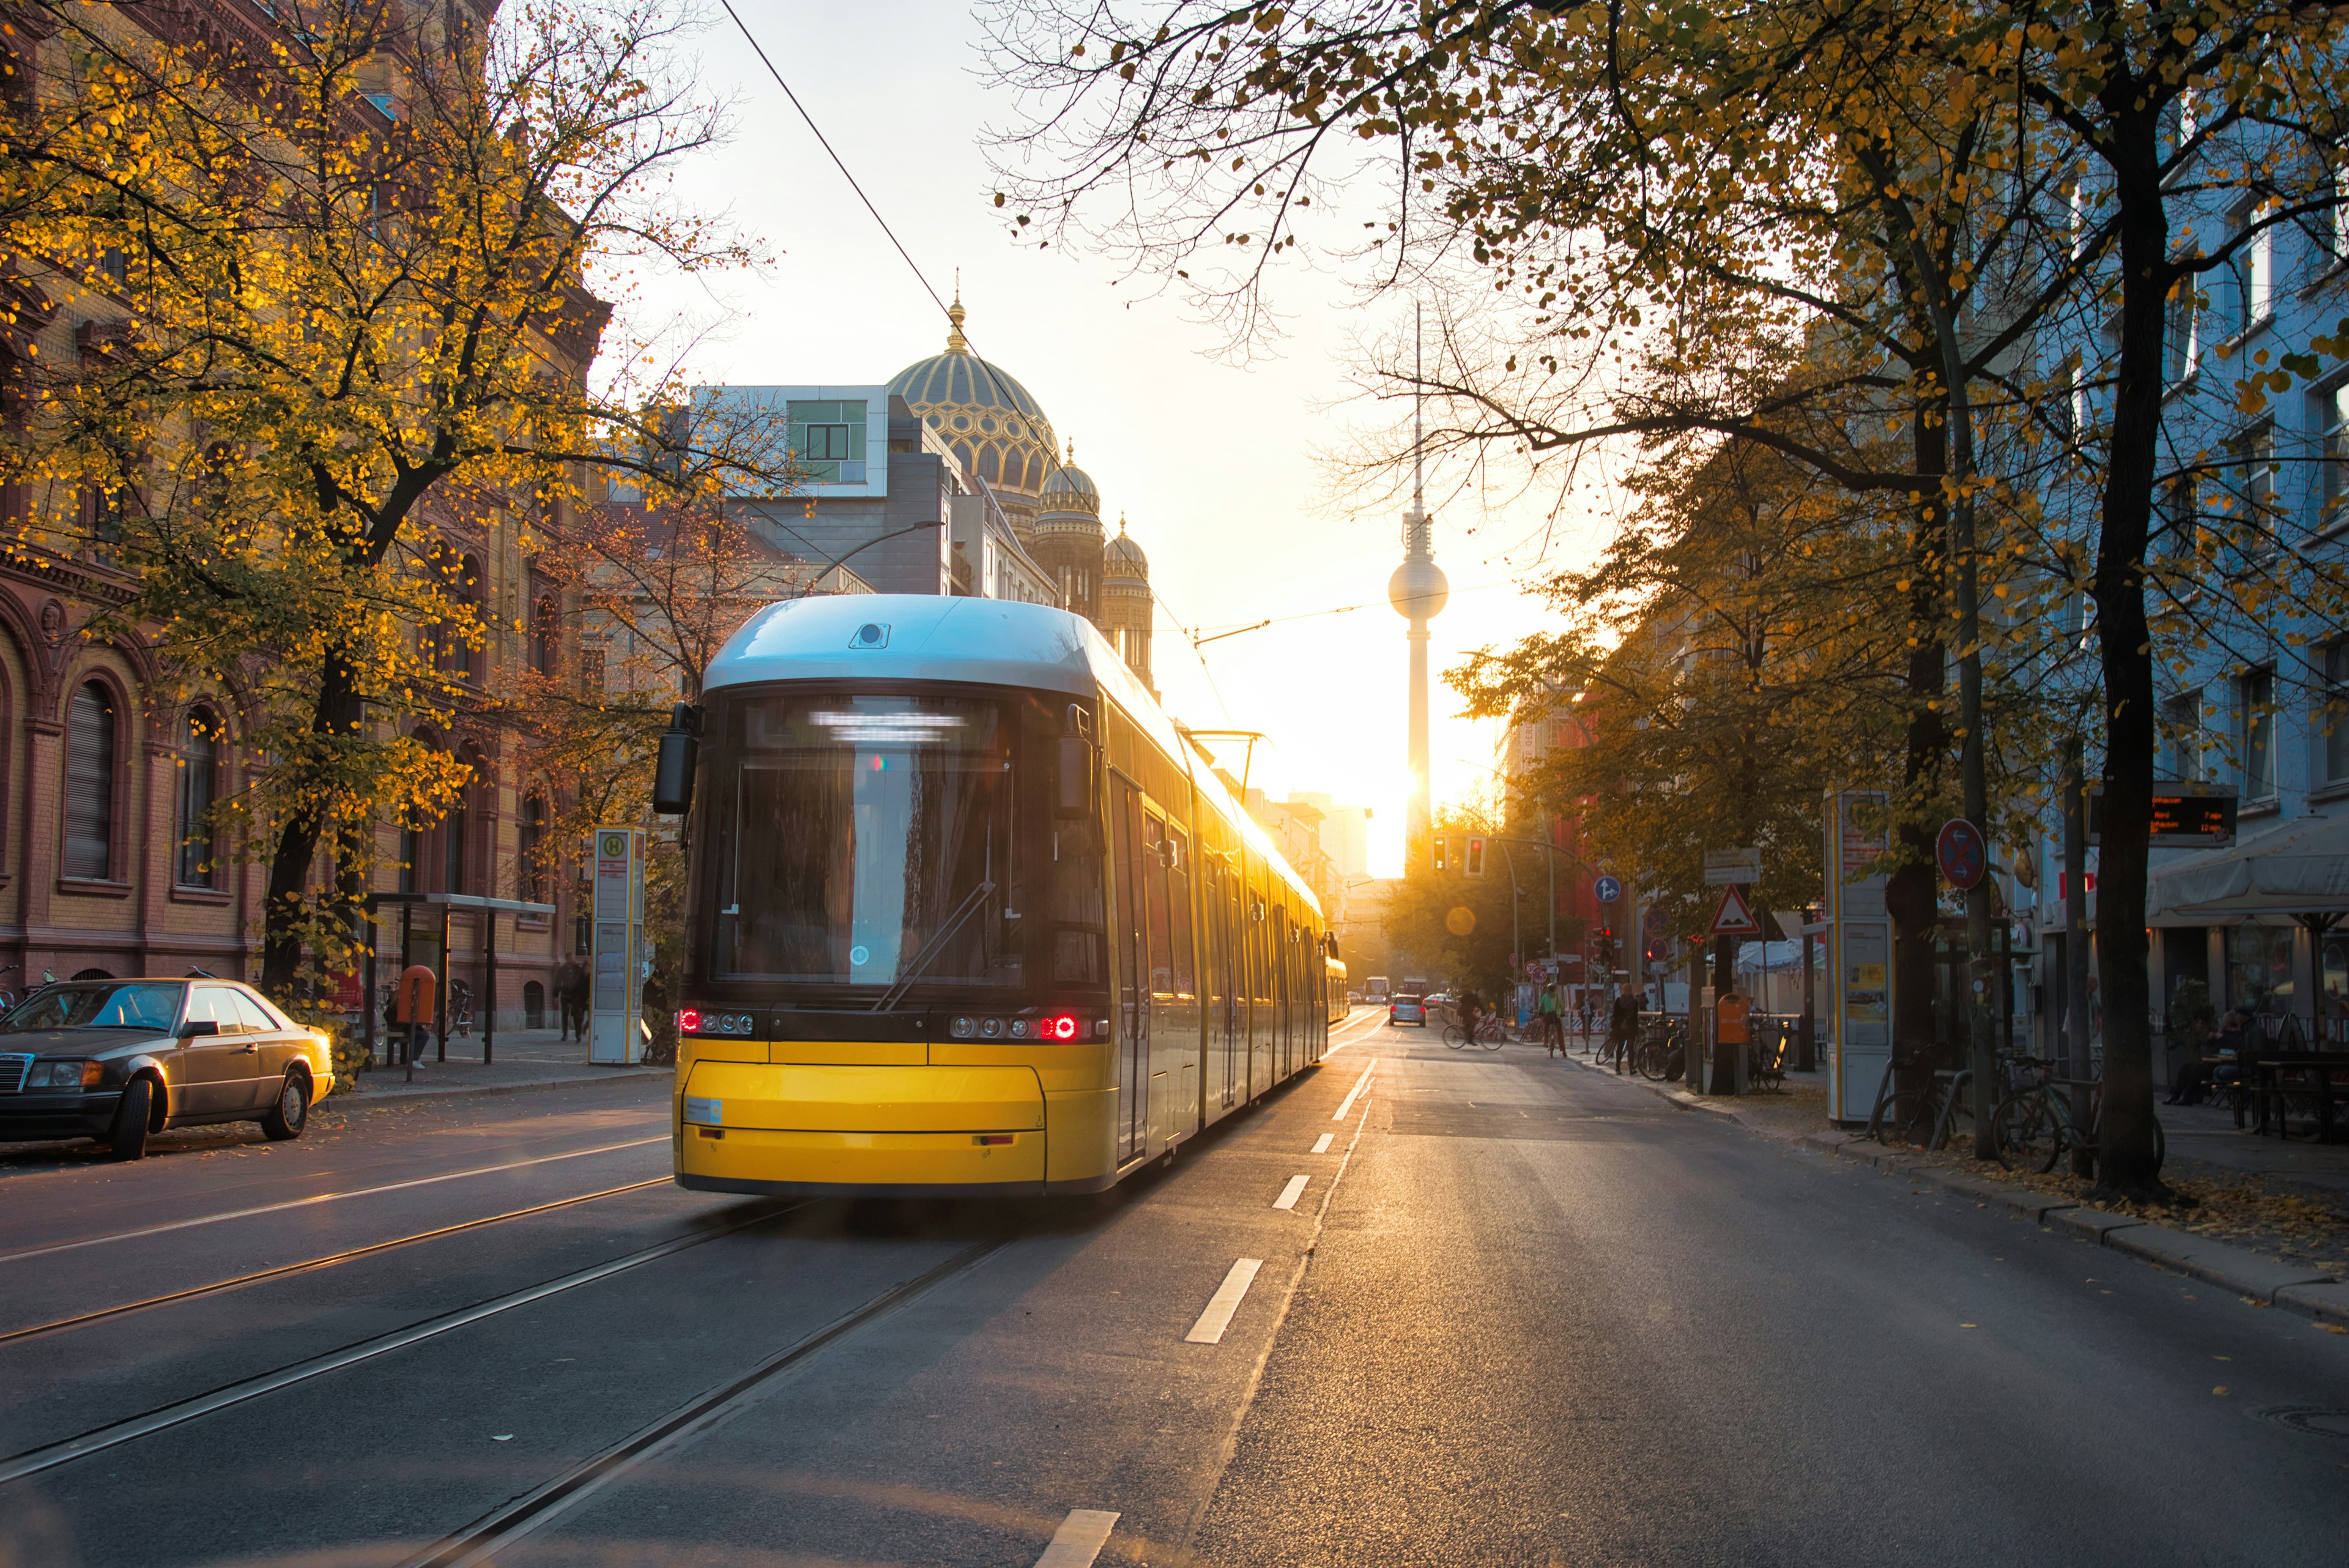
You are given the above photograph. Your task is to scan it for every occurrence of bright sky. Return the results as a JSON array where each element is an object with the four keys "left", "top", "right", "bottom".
[{"left": 631, "top": 1, "right": 1609, "bottom": 875}]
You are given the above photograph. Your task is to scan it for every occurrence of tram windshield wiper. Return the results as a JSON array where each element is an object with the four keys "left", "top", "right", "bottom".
[{"left": 869, "top": 880, "right": 997, "bottom": 1014}]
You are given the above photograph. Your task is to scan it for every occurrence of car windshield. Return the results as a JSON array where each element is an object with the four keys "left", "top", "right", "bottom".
[
  {"left": 715, "top": 692, "right": 1020, "bottom": 987},
  {"left": 1, "top": 983, "right": 183, "bottom": 1033}
]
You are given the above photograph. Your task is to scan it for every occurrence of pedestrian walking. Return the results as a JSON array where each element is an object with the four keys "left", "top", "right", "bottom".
[
  {"left": 1606, "top": 990, "right": 1641, "bottom": 1074},
  {"left": 560, "top": 961, "right": 592, "bottom": 1043}
]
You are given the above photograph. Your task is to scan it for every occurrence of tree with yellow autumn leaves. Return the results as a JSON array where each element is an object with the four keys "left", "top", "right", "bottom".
[
  {"left": 1, "top": 0, "right": 782, "bottom": 998},
  {"left": 984, "top": 0, "right": 2349, "bottom": 1196}
]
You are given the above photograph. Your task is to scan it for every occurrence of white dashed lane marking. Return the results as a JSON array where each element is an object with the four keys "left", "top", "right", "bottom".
[
  {"left": 1184, "top": 1258, "right": 1264, "bottom": 1345},
  {"left": 1273, "top": 1175, "right": 1309, "bottom": 1210},
  {"left": 1332, "top": 1064, "right": 1376, "bottom": 1121},
  {"left": 1311, "top": 1133, "right": 1334, "bottom": 1154},
  {"left": 1034, "top": 1509, "right": 1121, "bottom": 1567}
]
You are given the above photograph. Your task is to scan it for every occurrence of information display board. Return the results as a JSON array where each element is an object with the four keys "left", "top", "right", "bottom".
[
  {"left": 589, "top": 827, "right": 645, "bottom": 1066},
  {"left": 1824, "top": 790, "right": 1893, "bottom": 1122}
]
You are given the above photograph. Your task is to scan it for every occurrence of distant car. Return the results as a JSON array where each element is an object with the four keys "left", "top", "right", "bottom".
[
  {"left": 1346, "top": 990, "right": 1362, "bottom": 1005},
  {"left": 1424, "top": 992, "right": 1452, "bottom": 1009},
  {"left": 1389, "top": 994, "right": 1428, "bottom": 1027},
  {"left": 0, "top": 979, "right": 333, "bottom": 1159}
]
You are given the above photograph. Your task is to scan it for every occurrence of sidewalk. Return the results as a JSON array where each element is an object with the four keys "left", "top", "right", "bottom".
[
  {"left": 327, "top": 1028, "right": 668, "bottom": 1110},
  {"left": 1562, "top": 1048, "right": 2349, "bottom": 1332}
]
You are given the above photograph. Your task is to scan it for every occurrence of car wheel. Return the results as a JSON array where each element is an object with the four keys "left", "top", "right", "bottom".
[
  {"left": 260, "top": 1073, "right": 311, "bottom": 1142},
  {"left": 109, "top": 1077, "right": 153, "bottom": 1161}
]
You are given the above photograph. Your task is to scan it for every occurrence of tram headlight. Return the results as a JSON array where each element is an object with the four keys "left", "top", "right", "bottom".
[
  {"left": 978, "top": 1017, "right": 1004, "bottom": 1039},
  {"left": 950, "top": 1016, "right": 976, "bottom": 1039}
]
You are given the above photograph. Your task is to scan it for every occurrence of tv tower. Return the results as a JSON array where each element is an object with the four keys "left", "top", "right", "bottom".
[{"left": 1389, "top": 304, "right": 1449, "bottom": 854}]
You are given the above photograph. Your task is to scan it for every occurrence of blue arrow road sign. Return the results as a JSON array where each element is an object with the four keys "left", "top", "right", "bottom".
[{"left": 1594, "top": 875, "right": 1622, "bottom": 904}]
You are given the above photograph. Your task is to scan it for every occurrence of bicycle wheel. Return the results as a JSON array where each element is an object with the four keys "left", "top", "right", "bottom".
[
  {"left": 1442, "top": 1022, "right": 1470, "bottom": 1050},
  {"left": 1991, "top": 1093, "right": 2061, "bottom": 1173},
  {"left": 1871, "top": 1090, "right": 1931, "bottom": 1147},
  {"left": 1637, "top": 1039, "right": 1670, "bottom": 1080},
  {"left": 1480, "top": 1024, "right": 1505, "bottom": 1051}
]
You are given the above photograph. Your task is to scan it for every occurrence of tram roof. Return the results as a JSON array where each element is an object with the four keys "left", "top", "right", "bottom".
[{"left": 704, "top": 595, "right": 1319, "bottom": 915}]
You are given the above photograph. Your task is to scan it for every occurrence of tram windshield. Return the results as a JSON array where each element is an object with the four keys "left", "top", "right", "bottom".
[{"left": 714, "top": 691, "right": 1023, "bottom": 989}]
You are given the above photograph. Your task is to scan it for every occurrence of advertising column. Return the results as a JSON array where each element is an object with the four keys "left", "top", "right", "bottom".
[
  {"left": 1824, "top": 790, "right": 1892, "bottom": 1122},
  {"left": 589, "top": 827, "right": 645, "bottom": 1066}
]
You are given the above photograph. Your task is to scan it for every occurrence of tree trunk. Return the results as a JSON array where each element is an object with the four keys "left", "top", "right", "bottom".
[
  {"left": 2090, "top": 104, "right": 2170, "bottom": 1200},
  {"left": 1890, "top": 419, "right": 1950, "bottom": 1102},
  {"left": 259, "top": 646, "right": 366, "bottom": 1000}
]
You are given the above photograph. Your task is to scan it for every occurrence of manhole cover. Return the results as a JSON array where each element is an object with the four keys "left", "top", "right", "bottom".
[{"left": 2253, "top": 1405, "right": 2349, "bottom": 1441}]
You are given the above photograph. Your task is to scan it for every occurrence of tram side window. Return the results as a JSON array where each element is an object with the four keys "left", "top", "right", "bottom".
[
  {"left": 1143, "top": 812, "right": 1176, "bottom": 998},
  {"left": 1165, "top": 827, "right": 1195, "bottom": 1000}
]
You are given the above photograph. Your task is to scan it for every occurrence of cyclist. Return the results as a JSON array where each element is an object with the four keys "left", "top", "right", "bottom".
[
  {"left": 1538, "top": 981, "right": 1565, "bottom": 1056},
  {"left": 1457, "top": 987, "right": 1486, "bottom": 1040}
]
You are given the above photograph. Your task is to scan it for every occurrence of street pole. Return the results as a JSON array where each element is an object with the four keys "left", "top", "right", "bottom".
[{"left": 2064, "top": 737, "right": 2095, "bottom": 1175}]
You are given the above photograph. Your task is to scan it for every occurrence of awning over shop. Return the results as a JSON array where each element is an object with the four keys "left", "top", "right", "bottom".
[{"left": 2147, "top": 814, "right": 2349, "bottom": 924}]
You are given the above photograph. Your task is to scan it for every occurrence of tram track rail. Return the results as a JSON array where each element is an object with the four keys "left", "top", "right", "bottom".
[
  {"left": 0, "top": 1198, "right": 803, "bottom": 1488},
  {"left": 0, "top": 1176, "right": 671, "bottom": 1348},
  {"left": 398, "top": 1234, "right": 1018, "bottom": 1568},
  {"left": 0, "top": 1134, "right": 669, "bottom": 1266}
]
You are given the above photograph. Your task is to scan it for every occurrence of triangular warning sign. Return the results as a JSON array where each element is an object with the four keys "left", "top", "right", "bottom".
[{"left": 1709, "top": 883, "right": 1764, "bottom": 937}]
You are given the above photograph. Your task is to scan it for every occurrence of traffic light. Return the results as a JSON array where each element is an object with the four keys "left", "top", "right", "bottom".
[
  {"left": 1463, "top": 834, "right": 1488, "bottom": 879},
  {"left": 1432, "top": 834, "right": 1449, "bottom": 872}
]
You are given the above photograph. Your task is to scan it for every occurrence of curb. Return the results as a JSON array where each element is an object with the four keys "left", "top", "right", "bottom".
[
  {"left": 319, "top": 1068, "right": 669, "bottom": 1116},
  {"left": 1568, "top": 1050, "right": 2349, "bottom": 1330}
]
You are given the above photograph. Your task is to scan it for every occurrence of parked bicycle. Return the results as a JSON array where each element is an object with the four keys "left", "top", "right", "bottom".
[
  {"left": 1748, "top": 1022, "right": 1791, "bottom": 1091},
  {"left": 1992, "top": 1069, "right": 2165, "bottom": 1176},
  {"left": 1863, "top": 1053, "right": 1975, "bottom": 1150},
  {"left": 1634, "top": 1017, "right": 1687, "bottom": 1082}
]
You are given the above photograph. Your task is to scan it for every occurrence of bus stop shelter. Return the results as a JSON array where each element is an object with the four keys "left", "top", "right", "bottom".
[{"left": 363, "top": 891, "right": 557, "bottom": 1071}]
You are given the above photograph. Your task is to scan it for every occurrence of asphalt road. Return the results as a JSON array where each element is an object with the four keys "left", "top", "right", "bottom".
[{"left": 2, "top": 1016, "right": 2346, "bottom": 1567}]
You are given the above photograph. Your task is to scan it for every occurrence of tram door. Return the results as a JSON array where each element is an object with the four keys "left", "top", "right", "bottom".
[
  {"left": 1112, "top": 781, "right": 1148, "bottom": 1164},
  {"left": 1248, "top": 869, "right": 1274, "bottom": 1099},
  {"left": 1143, "top": 814, "right": 1198, "bottom": 1146},
  {"left": 1208, "top": 860, "right": 1240, "bottom": 1110}
]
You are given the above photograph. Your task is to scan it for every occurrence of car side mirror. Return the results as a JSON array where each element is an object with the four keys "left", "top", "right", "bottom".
[{"left": 177, "top": 1019, "right": 219, "bottom": 1039}]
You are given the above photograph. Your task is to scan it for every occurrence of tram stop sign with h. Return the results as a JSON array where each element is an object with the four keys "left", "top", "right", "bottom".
[{"left": 1935, "top": 819, "right": 1988, "bottom": 890}]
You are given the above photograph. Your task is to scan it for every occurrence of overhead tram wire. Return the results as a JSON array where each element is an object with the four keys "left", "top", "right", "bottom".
[
  {"left": 716, "top": 1, "right": 1029, "bottom": 434},
  {"left": 1186, "top": 572, "right": 1528, "bottom": 646}
]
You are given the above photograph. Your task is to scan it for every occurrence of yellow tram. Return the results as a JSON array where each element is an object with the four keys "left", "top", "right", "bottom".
[{"left": 658, "top": 596, "right": 1333, "bottom": 1197}]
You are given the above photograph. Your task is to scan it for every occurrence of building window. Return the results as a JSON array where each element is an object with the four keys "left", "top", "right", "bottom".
[
  {"left": 177, "top": 709, "right": 221, "bottom": 887},
  {"left": 2225, "top": 420, "right": 2276, "bottom": 526},
  {"left": 2210, "top": 200, "right": 2271, "bottom": 343},
  {"left": 63, "top": 680, "right": 117, "bottom": 880},
  {"left": 2328, "top": 645, "right": 2349, "bottom": 786},
  {"left": 530, "top": 593, "right": 560, "bottom": 675},
  {"left": 2162, "top": 691, "right": 2205, "bottom": 782},
  {"left": 2315, "top": 383, "right": 2349, "bottom": 526},
  {"left": 788, "top": 399, "right": 866, "bottom": 483},
  {"left": 519, "top": 792, "right": 548, "bottom": 902},
  {"left": 579, "top": 644, "right": 606, "bottom": 694},
  {"left": 2240, "top": 666, "right": 2277, "bottom": 800}
]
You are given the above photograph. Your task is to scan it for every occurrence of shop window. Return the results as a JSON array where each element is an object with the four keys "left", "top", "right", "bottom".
[
  {"left": 2328, "top": 644, "right": 2349, "bottom": 785},
  {"left": 2161, "top": 691, "right": 2203, "bottom": 782}
]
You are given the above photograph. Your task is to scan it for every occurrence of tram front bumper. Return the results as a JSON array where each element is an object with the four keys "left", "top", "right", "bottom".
[{"left": 675, "top": 1061, "right": 1050, "bottom": 1191}]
